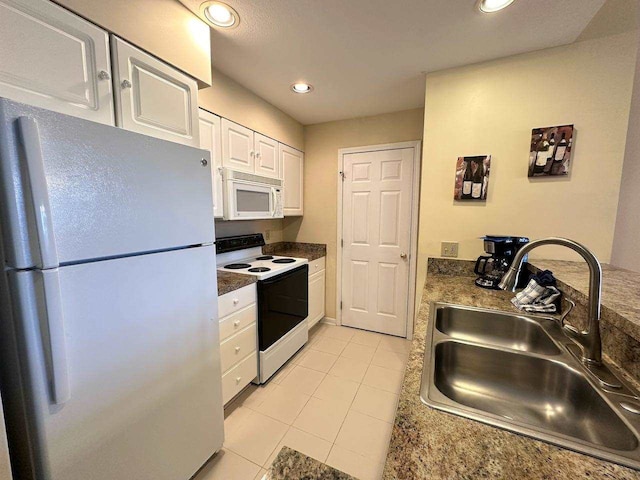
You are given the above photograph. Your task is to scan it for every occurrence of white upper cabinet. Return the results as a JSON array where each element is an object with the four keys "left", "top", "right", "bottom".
[
  {"left": 254, "top": 133, "right": 279, "bottom": 178},
  {"left": 280, "top": 144, "right": 304, "bottom": 216},
  {"left": 199, "top": 109, "right": 223, "bottom": 218},
  {"left": 221, "top": 119, "right": 255, "bottom": 173},
  {"left": 111, "top": 36, "right": 199, "bottom": 147},
  {"left": 0, "top": 0, "right": 114, "bottom": 125}
]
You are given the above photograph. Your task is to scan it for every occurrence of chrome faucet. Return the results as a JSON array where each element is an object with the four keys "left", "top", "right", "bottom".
[{"left": 498, "top": 237, "right": 603, "bottom": 365}]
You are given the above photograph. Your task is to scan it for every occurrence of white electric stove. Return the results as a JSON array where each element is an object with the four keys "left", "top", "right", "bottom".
[{"left": 216, "top": 234, "right": 309, "bottom": 383}]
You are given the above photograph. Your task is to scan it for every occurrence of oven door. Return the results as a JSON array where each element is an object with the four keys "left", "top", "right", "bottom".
[
  {"left": 257, "top": 265, "right": 309, "bottom": 351},
  {"left": 226, "top": 180, "right": 274, "bottom": 220}
]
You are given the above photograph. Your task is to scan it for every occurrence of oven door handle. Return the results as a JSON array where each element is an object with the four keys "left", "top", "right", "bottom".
[{"left": 259, "top": 263, "right": 308, "bottom": 285}]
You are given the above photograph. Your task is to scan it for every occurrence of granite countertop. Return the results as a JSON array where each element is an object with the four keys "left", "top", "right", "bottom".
[
  {"left": 383, "top": 266, "right": 640, "bottom": 480},
  {"left": 263, "top": 242, "right": 327, "bottom": 261},
  {"left": 265, "top": 447, "right": 355, "bottom": 480},
  {"left": 529, "top": 259, "right": 640, "bottom": 341},
  {"left": 217, "top": 270, "right": 256, "bottom": 296}
]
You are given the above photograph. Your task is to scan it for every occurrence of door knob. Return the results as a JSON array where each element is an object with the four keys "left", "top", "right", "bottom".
[{"left": 400, "top": 253, "right": 408, "bottom": 259}]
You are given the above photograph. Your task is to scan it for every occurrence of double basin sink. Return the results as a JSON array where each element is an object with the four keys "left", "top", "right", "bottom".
[{"left": 420, "top": 304, "right": 640, "bottom": 470}]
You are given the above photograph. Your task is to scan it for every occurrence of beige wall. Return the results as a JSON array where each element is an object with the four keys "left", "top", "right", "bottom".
[
  {"left": 199, "top": 68, "right": 305, "bottom": 151},
  {"left": 417, "top": 31, "right": 638, "bottom": 294},
  {"left": 54, "top": 0, "right": 212, "bottom": 86},
  {"left": 284, "top": 109, "right": 425, "bottom": 319},
  {"left": 612, "top": 30, "right": 640, "bottom": 272},
  {"left": 0, "top": 392, "right": 11, "bottom": 480}
]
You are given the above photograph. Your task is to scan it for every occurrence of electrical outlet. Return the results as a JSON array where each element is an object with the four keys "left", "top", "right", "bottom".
[
  {"left": 441, "top": 242, "right": 459, "bottom": 258},
  {"left": 265, "top": 229, "right": 271, "bottom": 241}
]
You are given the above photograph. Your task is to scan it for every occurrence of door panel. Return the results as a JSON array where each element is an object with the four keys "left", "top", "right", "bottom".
[
  {"left": 111, "top": 37, "right": 199, "bottom": 146},
  {"left": 199, "top": 109, "right": 223, "bottom": 218},
  {"left": 279, "top": 144, "right": 304, "bottom": 216},
  {"left": 254, "top": 133, "right": 279, "bottom": 178},
  {"left": 0, "top": 99, "right": 214, "bottom": 269},
  {"left": 8, "top": 246, "right": 223, "bottom": 480},
  {"left": 0, "top": 0, "right": 114, "bottom": 125},
  {"left": 341, "top": 148, "right": 415, "bottom": 336},
  {"left": 222, "top": 119, "right": 254, "bottom": 172}
]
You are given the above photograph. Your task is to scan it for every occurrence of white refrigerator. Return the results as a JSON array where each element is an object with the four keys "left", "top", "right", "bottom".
[{"left": 0, "top": 98, "right": 224, "bottom": 480}]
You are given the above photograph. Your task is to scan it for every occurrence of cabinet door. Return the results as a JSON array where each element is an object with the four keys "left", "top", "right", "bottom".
[
  {"left": 199, "top": 109, "right": 223, "bottom": 218},
  {"left": 0, "top": 0, "right": 114, "bottom": 125},
  {"left": 221, "top": 119, "right": 255, "bottom": 172},
  {"left": 254, "top": 133, "right": 279, "bottom": 178},
  {"left": 111, "top": 36, "right": 199, "bottom": 146},
  {"left": 280, "top": 144, "right": 304, "bottom": 216},
  {"left": 308, "top": 269, "right": 326, "bottom": 328}
]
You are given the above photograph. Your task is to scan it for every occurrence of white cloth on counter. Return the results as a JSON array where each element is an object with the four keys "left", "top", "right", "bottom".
[{"left": 511, "top": 278, "right": 561, "bottom": 313}]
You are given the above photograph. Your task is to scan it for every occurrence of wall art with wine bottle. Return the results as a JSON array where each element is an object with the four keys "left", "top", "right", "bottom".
[
  {"left": 528, "top": 124, "right": 574, "bottom": 177},
  {"left": 454, "top": 155, "right": 491, "bottom": 201}
]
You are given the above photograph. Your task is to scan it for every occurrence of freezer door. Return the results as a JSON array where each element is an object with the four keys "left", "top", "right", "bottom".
[
  {"left": 7, "top": 245, "right": 223, "bottom": 480},
  {"left": 0, "top": 98, "right": 214, "bottom": 270}
]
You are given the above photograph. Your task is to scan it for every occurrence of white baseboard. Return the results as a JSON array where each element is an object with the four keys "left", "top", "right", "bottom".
[{"left": 320, "top": 317, "right": 337, "bottom": 326}]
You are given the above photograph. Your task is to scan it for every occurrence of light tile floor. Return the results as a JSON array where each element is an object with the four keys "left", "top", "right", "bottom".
[{"left": 195, "top": 323, "right": 411, "bottom": 480}]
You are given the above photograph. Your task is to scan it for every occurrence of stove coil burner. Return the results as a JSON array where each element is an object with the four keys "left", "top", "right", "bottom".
[
  {"left": 225, "top": 263, "right": 251, "bottom": 269},
  {"left": 256, "top": 256, "right": 274, "bottom": 260},
  {"left": 273, "top": 258, "right": 295, "bottom": 264},
  {"left": 249, "top": 267, "right": 271, "bottom": 273}
]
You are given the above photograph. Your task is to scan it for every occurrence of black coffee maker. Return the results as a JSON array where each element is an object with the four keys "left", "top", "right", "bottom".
[{"left": 475, "top": 235, "right": 530, "bottom": 289}]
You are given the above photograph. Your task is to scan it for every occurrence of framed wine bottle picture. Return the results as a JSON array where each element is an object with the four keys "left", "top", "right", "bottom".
[
  {"left": 528, "top": 124, "right": 574, "bottom": 177},
  {"left": 454, "top": 155, "right": 491, "bottom": 201}
]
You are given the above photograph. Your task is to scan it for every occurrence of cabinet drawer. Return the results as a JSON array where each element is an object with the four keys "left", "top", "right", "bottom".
[
  {"left": 220, "top": 323, "right": 257, "bottom": 374},
  {"left": 219, "top": 284, "right": 257, "bottom": 318},
  {"left": 219, "top": 304, "right": 257, "bottom": 342},
  {"left": 222, "top": 351, "right": 258, "bottom": 405},
  {"left": 308, "top": 257, "right": 326, "bottom": 275}
]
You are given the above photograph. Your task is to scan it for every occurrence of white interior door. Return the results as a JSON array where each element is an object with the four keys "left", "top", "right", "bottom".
[
  {"left": 254, "top": 133, "right": 279, "bottom": 178},
  {"left": 199, "top": 109, "right": 224, "bottom": 218},
  {"left": 221, "top": 119, "right": 255, "bottom": 172},
  {"left": 341, "top": 148, "right": 415, "bottom": 337},
  {"left": 0, "top": 0, "right": 114, "bottom": 125},
  {"left": 111, "top": 36, "right": 199, "bottom": 146}
]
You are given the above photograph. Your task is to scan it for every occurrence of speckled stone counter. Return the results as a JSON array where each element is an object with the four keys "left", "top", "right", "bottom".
[
  {"left": 266, "top": 447, "right": 355, "bottom": 480},
  {"left": 263, "top": 242, "right": 326, "bottom": 261},
  {"left": 217, "top": 270, "right": 256, "bottom": 296},
  {"left": 383, "top": 264, "right": 640, "bottom": 480}
]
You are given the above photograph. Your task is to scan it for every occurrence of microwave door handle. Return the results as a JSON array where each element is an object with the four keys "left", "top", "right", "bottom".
[{"left": 271, "top": 189, "right": 276, "bottom": 217}]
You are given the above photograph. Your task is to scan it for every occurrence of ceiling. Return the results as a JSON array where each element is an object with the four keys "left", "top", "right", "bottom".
[{"left": 180, "top": 0, "right": 607, "bottom": 125}]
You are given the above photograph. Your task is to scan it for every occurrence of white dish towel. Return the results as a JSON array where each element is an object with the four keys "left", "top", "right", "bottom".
[{"left": 511, "top": 279, "right": 561, "bottom": 313}]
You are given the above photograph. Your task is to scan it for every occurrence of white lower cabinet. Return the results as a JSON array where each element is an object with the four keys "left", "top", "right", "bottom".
[
  {"left": 307, "top": 257, "right": 326, "bottom": 328},
  {"left": 218, "top": 284, "right": 258, "bottom": 405}
]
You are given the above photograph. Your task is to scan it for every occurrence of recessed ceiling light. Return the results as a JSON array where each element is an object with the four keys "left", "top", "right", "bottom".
[
  {"left": 291, "top": 83, "right": 314, "bottom": 94},
  {"left": 201, "top": 1, "right": 239, "bottom": 28},
  {"left": 477, "top": 0, "right": 515, "bottom": 13}
]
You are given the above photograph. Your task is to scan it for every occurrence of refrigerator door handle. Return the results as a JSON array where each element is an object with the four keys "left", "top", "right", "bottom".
[
  {"left": 17, "top": 117, "right": 59, "bottom": 269},
  {"left": 41, "top": 269, "right": 71, "bottom": 405}
]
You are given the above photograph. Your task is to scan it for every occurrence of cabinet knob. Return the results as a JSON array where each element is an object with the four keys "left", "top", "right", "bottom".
[
  {"left": 235, "top": 376, "right": 242, "bottom": 384},
  {"left": 98, "top": 70, "right": 110, "bottom": 81},
  {"left": 235, "top": 346, "right": 241, "bottom": 353},
  {"left": 250, "top": 150, "right": 255, "bottom": 157},
  {"left": 121, "top": 79, "right": 132, "bottom": 89},
  {"left": 233, "top": 320, "right": 241, "bottom": 327},
  {"left": 233, "top": 299, "right": 239, "bottom": 305},
  {"left": 256, "top": 152, "right": 261, "bottom": 158}
]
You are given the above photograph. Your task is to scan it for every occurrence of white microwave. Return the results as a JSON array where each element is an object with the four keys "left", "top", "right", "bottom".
[{"left": 222, "top": 168, "right": 284, "bottom": 220}]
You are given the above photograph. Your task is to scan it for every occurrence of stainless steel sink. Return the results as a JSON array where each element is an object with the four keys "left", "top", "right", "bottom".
[
  {"left": 435, "top": 306, "right": 561, "bottom": 355},
  {"left": 421, "top": 303, "right": 640, "bottom": 470}
]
